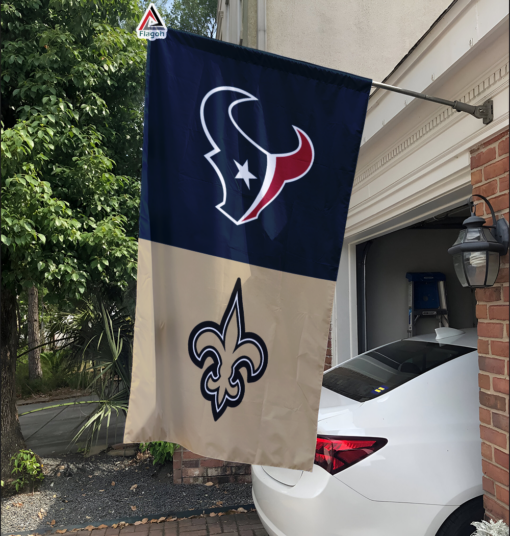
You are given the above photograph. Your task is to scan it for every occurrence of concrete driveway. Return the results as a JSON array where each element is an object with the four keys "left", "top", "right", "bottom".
[{"left": 17, "top": 395, "right": 126, "bottom": 457}]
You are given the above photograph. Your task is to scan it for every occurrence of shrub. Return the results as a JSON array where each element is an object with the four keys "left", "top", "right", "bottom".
[
  {"left": 10, "top": 449, "right": 44, "bottom": 493},
  {"left": 15, "top": 355, "right": 85, "bottom": 399},
  {"left": 139, "top": 442, "right": 179, "bottom": 465},
  {"left": 471, "top": 519, "right": 510, "bottom": 536},
  {"left": 40, "top": 350, "right": 70, "bottom": 376}
]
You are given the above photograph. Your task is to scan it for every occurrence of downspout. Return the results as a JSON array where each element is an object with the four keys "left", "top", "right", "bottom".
[
  {"left": 224, "top": 0, "right": 230, "bottom": 43},
  {"left": 228, "top": 0, "right": 238, "bottom": 45},
  {"left": 257, "top": 0, "right": 266, "bottom": 51}
]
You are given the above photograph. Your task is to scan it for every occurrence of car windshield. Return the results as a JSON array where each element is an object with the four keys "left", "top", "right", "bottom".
[{"left": 322, "top": 340, "right": 473, "bottom": 402}]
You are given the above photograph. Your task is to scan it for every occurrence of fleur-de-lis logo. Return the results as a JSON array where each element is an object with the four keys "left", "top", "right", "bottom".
[{"left": 188, "top": 278, "right": 268, "bottom": 421}]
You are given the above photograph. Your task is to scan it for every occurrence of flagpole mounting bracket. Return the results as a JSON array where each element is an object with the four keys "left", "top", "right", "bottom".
[
  {"left": 372, "top": 81, "right": 494, "bottom": 125},
  {"left": 452, "top": 99, "right": 493, "bottom": 124}
]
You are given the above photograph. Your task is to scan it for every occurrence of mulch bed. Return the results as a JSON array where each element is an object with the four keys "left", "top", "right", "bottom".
[{"left": 1, "top": 452, "right": 253, "bottom": 535}]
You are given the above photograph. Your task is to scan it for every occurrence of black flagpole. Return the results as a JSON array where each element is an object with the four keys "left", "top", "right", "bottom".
[{"left": 371, "top": 81, "right": 494, "bottom": 125}]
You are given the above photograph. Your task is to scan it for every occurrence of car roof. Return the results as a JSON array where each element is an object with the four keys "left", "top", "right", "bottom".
[{"left": 408, "top": 327, "right": 478, "bottom": 349}]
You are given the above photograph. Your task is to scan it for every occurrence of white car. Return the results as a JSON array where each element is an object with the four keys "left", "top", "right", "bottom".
[{"left": 252, "top": 327, "right": 483, "bottom": 536}]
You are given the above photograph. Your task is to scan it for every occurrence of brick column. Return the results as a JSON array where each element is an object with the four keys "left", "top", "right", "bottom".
[
  {"left": 471, "top": 130, "right": 509, "bottom": 524},
  {"left": 173, "top": 448, "right": 251, "bottom": 485}
]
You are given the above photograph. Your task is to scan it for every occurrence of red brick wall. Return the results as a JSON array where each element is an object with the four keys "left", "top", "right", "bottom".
[
  {"left": 173, "top": 448, "right": 251, "bottom": 485},
  {"left": 471, "top": 130, "right": 509, "bottom": 524}
]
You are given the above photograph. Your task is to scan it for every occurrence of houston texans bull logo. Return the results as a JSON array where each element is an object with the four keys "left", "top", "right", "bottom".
[
  {"left": 188, "top": 279, "right": 268, "bottom": 421},
  {"left": 200, "top": 86, "right": 315, "bottom": 225}
]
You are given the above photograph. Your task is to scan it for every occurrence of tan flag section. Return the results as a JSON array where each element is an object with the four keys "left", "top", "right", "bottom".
[{"left": 124, "top": 239, "right": 335, "bottom": 471}]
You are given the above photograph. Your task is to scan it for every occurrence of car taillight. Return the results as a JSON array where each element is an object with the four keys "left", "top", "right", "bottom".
[{"left": 314, "top": 435, "right": 387, "bottom": 475}]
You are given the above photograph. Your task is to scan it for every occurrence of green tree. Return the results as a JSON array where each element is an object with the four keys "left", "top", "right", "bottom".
[
  {"left": 167, "top": 0, "right": 217, "bottom": 38},
  {"left": 0, "top": 0, "right": 146, "bottom": 479}
]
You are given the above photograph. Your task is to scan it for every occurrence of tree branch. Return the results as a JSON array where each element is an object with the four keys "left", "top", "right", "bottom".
[
  {"left": 16, "top": 336, "right": 77, "bottom": 360},
  {"left": 19, "top": 400, "right": 109, "bottom": 416}
]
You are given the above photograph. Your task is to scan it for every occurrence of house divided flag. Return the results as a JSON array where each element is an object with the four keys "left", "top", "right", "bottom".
[{"left": 124, "top": 29, "right": 370, "bottom": 471}]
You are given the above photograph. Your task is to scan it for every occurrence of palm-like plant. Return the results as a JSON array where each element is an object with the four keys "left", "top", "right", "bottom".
[
  {"left": 40, "top": 350, "right": 71, "bottom": 376},
  {"left": 72, "top": 303, "right": 133, "bottom": 448},
  {"left": 46, "top": 296, "right": 134, "bottom": 368},
  {"left": 20, "top": 297, "right": 134, "bottom": 450}
]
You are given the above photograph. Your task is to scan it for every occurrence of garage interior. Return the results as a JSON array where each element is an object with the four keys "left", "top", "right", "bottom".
[{"left": 356, "top": 204, "right": 478, "bottom": 353}]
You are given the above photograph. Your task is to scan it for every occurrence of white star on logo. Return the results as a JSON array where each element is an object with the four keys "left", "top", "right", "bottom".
[{"left": 234, "top": 160, "right": 257, "bottom": 189}]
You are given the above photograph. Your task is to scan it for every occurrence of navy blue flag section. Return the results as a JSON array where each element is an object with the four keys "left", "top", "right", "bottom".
[{"left": 124, "top": 29, "right": 370, "bottom": 471}]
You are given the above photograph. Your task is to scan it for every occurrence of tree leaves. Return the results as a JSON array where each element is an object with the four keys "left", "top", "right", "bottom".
[
  {"left": 1, "top": 0, "right": 145, "bottom": 304},
  {"left": 166, "top": 0, "right": 217, "bottom": 38},
  {"left": 1, "top": 0, "right": 216, "bottom": 309}
]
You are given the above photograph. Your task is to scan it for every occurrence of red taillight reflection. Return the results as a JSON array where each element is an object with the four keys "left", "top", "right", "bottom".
[{"left": 314, "top": 436, "right": 387, "bottom": 475}]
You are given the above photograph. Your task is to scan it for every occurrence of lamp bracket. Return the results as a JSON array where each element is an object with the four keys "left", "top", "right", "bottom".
[
  {"left": 494, "top": 218, "right": 509, "bottom": 255},
  {"left": 469, "top": 194, "right": 498, "bottom": 225},
  {"left": 468, "top": 194, "right": 509, "bottom": 254}
]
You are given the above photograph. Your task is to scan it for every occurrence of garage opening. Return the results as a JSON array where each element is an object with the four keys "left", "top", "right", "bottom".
[{"left": 356, "top": 204, "right": 477, "bottom": 353}]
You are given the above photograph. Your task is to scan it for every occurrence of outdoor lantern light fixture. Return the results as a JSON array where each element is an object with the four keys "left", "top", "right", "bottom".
[{"left": 448, "top": 195, "right": 509, "bottom": 288}]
